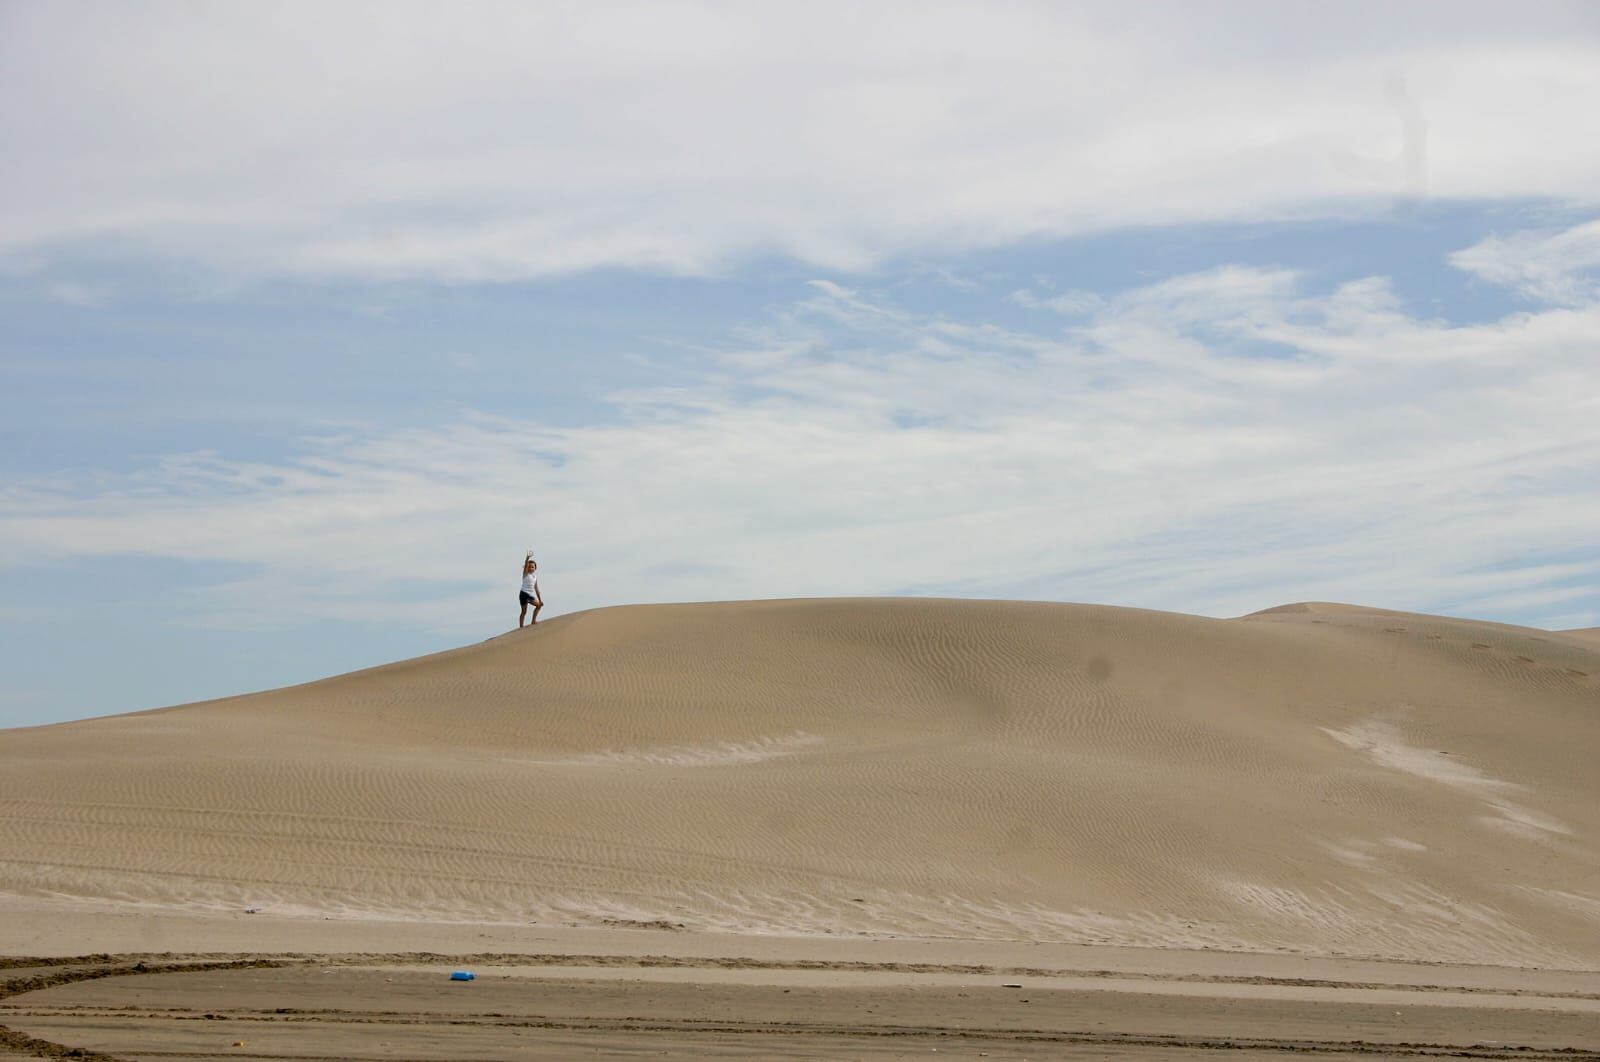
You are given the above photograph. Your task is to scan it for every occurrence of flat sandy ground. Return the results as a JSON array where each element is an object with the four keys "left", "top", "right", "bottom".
[
  {"left": 2, "top": 598, "right": 1598, "bottom": 1056},
  {"left": 4, "top": 921, "right": 1600, "bottom": 1059}
]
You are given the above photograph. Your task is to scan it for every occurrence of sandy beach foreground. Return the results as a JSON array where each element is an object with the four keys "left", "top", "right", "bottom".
[{"left": 2, "top": 598, "right": 1597, "bottom": 1057}]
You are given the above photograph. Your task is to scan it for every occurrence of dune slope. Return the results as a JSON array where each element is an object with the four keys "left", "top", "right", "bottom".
[
  {"left": 1564, "top": 626, "right": 1600, "bottom": 646},
  {"left": 1, "top": 599, "right": 1597, "bottom": 966}
]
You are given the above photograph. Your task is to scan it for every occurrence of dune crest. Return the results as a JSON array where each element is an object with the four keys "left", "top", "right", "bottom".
[
  {"left": 1563, "top": 627, "right": 1600, "bottom": 646},
  {"left": 2, "top": 598, "right": 1596, "bottom": 966}
]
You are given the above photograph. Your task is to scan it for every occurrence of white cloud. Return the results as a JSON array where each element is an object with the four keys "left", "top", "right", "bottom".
[
  {"left": 3, "top": 219, "right": 1598, "bottom": 631},
  {"left": 2, "top": 1, "right": 1598, "bottom": 283},
  {"left": 1450, "top": 218, "right": 1600, "bottom": 305},
  {"left": 1009, "top": 288, "right": 1103, "bottom": 316}
]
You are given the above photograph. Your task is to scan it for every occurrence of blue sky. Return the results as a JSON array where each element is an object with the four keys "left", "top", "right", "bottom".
[{"left": 3, "top": 1, "right": 1599, "bottom": 727}]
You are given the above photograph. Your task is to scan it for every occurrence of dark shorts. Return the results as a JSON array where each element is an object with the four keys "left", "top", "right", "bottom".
[{"left": 520, "top": 591, "right": 539, "bottom": 607}]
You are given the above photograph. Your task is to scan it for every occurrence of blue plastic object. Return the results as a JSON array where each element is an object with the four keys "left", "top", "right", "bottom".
[{"left": 450, "top": 970, "right": 475, "bottom": 981}]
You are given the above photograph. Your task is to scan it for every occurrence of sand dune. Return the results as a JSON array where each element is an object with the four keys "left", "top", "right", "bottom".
[
  {"left": 1564, "top": 627, "right": 1600, "bottom": 646},
  {"left": 2, "top": 598, "right": 1597, "bottom": 967}
]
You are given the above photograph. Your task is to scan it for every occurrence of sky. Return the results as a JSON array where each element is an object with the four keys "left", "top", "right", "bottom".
[{"left": 3, "top": 0, "right": 1599, "bottom": 727}]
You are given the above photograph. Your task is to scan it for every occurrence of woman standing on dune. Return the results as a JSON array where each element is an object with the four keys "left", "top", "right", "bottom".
[{"left": 519, "top": 551, "right": 543, "bottom": 628}]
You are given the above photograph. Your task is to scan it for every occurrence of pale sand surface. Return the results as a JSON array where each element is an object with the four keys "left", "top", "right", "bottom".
[
  {"left": 4, "top": 912, "right": 1600, "bottom": 997},
  {"left": 5, "top": 950, "right": 1600, "bottom": 1059},
  {"left": 1564, "top": 626, "right": 1600, "bottom": 646},
  {"left": 2, "top": 598, "right": 1598, "bottom": 1056}
]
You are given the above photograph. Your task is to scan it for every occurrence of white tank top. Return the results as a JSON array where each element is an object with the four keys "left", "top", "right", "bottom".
[{"left": 521, "top": 570, "right": 537, "bottom": 594}]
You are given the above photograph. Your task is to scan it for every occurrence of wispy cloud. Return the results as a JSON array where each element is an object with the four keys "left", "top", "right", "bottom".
[
  {"left": 1008, "top": 287, "right": 1104, "bottom": 316},
  {"left": 1450, "top": 218, "right": 1600, "bottom": 305},
  {"left": 3, "top": 2, "right": 1598, "bottom": 285},
  {"left": 4, "top": 218, "right": 1598, "bottom": 631}
]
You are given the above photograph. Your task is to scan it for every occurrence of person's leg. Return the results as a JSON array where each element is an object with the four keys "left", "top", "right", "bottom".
[
  {"left": 530, "top": 599, "right": 543, "bottom": 624},
  {"left": 519, "top": 594, "right": 529, "bottom": 628}
]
